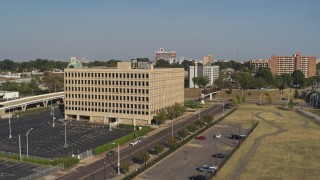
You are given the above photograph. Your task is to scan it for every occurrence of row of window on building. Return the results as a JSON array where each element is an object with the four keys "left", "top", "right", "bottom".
[
  {"left": 65, "top": 72, "right": 150, "bottom": 79},
  {"left": 64, "top": 87, "right": 149, "bottom": 94},
  {"left": 65, "top": 106, "right": 150, "bottom": 115},
  {"left": 65, "top": 80, "right": 149, "bottom": 87},
  {"left": 65, "top": 94, "right": 149, "bottom": 102}
]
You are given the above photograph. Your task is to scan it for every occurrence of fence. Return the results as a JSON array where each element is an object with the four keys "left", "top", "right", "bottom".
[
  {"left": 75, "top": 148, "right": 92, "bottom": 160},
  {"left": 18, "top": 163, "right": 64, "bottom": 180}
]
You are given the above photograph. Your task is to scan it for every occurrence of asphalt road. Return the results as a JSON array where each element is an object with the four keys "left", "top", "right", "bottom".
[{"left": 59, "top": 104, "right": 225, "bottom": 180}]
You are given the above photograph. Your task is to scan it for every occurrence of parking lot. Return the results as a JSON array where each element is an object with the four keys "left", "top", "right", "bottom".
[
  {"left": 137, "top": 121, "right": 249, "bottom": 180},
  {"left": 0, "top": 159, "right": 43, "bottom": 180},
  {"left": 0, "top": 107, "right": 132, "bottom": 158}
]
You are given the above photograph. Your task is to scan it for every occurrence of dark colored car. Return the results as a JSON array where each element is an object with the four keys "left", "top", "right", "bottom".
[
  {"left": 213, "top": 153, "right": 228, "bottom": 158},
  {"left": 106, "top": 150, "right": 117, "bottom": 157},
  {"left": 189, "top": 175, "right": 208, "bottom": 180}
]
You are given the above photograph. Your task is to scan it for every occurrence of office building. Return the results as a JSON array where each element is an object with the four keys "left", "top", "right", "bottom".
[
  {"left": 203, "top": 54, "right": 214, "bottom": 65},
  {"left": 188, "top": 65, "right": 219, "bottom": 88},
  {"left": 155, "top": 48, "right": 177, "bottom": 62},
  {"left": 269, "top": 52, "right": 316, "bottom": 78},
  {"left": 250, "top": 59, "right": 269, "bottom": 71},
  {"left": 64, "top": 61, "right": 184, "bottom": 125}
]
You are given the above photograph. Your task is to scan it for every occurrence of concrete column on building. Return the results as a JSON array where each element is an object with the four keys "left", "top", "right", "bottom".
[
  {"left": 43, "top": 100, "right": 48, "bottom": 107},
  {"left": 76, "top": 115, "right": 80, "bottom": 121},
  {"left": 117, "top": 117, "right": 121, "bottom": 126},
  {"left": 21, "top": 105, "right": 27, "bottom": 111},
  {"left": 90, "top": 116, "right": 93, "bottom": 123},
  {"left": 57, "top": 100, "right": 60, "bottom": 105},
  {"left": 133, "top": 118, "right": 136, "bottom": 127},
  {"left": 103, "top": 116, "right": 107, "bottom": 124}
]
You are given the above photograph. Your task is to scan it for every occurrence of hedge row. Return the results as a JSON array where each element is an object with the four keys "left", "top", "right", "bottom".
[
  {"left": 123, "top": 108, "right": 238, "bottom": 180},
  {"left": 0, "top": 153, "right": 79, "bottom": 169},
  {"left": 93, "top": 126, "right": 153, "bottom": 155}
]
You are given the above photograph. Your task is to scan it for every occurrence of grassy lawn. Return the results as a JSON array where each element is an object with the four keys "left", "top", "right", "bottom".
[{"left": 216, "top": 104, "right": 320, "bottom": 180}]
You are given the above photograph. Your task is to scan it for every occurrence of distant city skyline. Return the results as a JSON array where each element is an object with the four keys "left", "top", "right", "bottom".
[{"left": 0, "top": 0, "right": 319, "bottom": 62}]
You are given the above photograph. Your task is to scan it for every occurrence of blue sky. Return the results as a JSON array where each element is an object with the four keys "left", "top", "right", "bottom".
[{"left": 0, "top": 0, "right": 319, "bottom": 62}]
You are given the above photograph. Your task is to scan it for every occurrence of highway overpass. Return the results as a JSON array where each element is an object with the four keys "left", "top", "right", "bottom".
[{"left": 0, "top": 92, "right": 64, "bottom": 117}]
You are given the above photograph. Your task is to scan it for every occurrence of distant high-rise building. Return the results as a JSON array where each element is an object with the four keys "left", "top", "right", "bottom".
[
  {"left": 155, "top": 48, "right": 176, "bottom": 62},
  {"left": 269, "top": 52, "right": 316, "bottom": 78},
  {"left": 188, "top": 65, "right": 219, "bottom": 88},
  {"left": 203, "top": 66, "right": 220, "bottom": 85},
  {"left": 203, "top": 54, "right": 214, "bottom": 65},
  {"left": 250, "top": 59, "right": 269, "bottom": 71}
]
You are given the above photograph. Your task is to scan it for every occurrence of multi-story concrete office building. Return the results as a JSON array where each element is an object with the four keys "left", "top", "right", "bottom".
[
  {"left": 155, "top": 48, "right": 177, "bottom": 62},
  {"left": 188, "top": 65, "right": 219, "bottom": 88},
  {"left": 64, "top": 61, "right": 184, "bottom": 125},
  {"left": 270, "top": 52, "right": 316, "bottom": 78},
  {"left": 202, "top": 54, "right": 215, "bottom": 65},
  {"left": 203, "top": 66, "right": 219, "bottom": 85},
  {"left": 250, "top": 59, "right": 269, "bottom": 71}
]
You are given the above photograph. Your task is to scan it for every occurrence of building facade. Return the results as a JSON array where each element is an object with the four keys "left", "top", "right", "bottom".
[
  {"left": 188, "top": 65, "right": 219, "bottom": 88},
  {"left": 270, "top": 52, "right": 316, "bottom": 78},
  {"left": 155, "top": 48, "right": 177, "bottom": 62},
  {"left": 203, "top": 66, "right": 219, "bottom": 85},
  {"left": 250, "top": 59, "right": 269, "bottom": 71},
  {"left": 64, "top": 62, "right": 184, "bottom": 125},
  {"left": 203, "top": 54, "right": 214, "bottom": 65}
]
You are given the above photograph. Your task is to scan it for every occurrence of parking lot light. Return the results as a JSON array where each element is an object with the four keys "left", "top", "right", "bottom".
[
  {"left": 52, "top": 106, "right": 56, "bottom": 127},
  {"left": 8, "top": 108, "right": 12, "bottom": 139},
  {"left": 26, "top": 128, "right": 33, "bottom": 158},
  {"left": 61, "top": 120, "right": 70, "bottom": 147},
  {"left": 112, "top": 142, "right": 120, "bottom": 175}
]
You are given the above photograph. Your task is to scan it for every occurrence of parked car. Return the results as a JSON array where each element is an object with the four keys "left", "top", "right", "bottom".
[
  {"left": 129, "top": 140, "right": 139, "bottom": 146},
  {"left": 213, "top": 153, "right": 228, "bottom": 158},
  {"left": 189, "top": 175, "right": 208, "bottom": 180},
  {"left": 214, "top": 133, "right": 221, "bottom": 138},
  {"left": 197, "top": 164, "right": 218, "bottom": 173},
  {"left": 230, "top": 134, "right": 246, "bottom": 140},
  {"left": 195, "top": 136, "right": 207, "bottom": 140},
  {"left": 137, "top": 137, "right": 144, "bottom": 142}
]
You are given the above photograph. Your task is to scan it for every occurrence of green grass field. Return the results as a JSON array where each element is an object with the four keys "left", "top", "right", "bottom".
[{"left": 215, "top": 104, "right": 320, "bottom": 180}]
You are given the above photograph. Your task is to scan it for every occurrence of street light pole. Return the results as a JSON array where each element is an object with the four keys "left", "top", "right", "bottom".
[
  {"left": 251, "top": 112, "right": 254, "bottom": 130},
  {"left": 8, "top": 108, "right": 12, "bottom": 139},
  {"left": 52, "top": 106, "right": 56, "bottom": 127},
  {"left": 61, "top": 120, "right": 70, "bottom": 147},
  {"left": 26, "top": 128, "right": 33, "bottom": 158},
  {"left": 171, "top": 120, "right": 174, "bottom": 140},
  {"left": 103, "top": 162, "right": 106, "bottom": 180},
  {"left": 113, "top": 142, "right": 120, "bottom": 175}
]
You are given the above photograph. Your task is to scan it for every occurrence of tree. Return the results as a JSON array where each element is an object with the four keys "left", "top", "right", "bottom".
[
  {"left": 238, "top": 72, "right": 254, "bottom": 89},
  {"left": 266, "top": 96, "right": 273, "bottom": 104},
  {"left": 198, "top": 76, "right": 209, "bottom": 87},
  {"left": 281, "top": 74, "right": 293, "bottom": 87},
  {"left": 255, "top": 67, "right": 274, "bottom": 86},
  {"left": 154, "top": 144, "right": 164, "bottom": 155},
  {"left": 203, "top": 115, "right": 213, "bottom": 124},
  {"left": 294, "top": 89, "right": 299, "bottom": 99},
  {"left": 291, "top": 70, "right": 305, "bottom": 88},
  {"left": 120, "top": 160, "right": 129, "bottom": 174},
  {"left": 155, "top": 59, "right": 170, "bottom": 67},
  {"left": 155, "top": 109, "right": 167, "bottom": 124},
  {"left": 182, "top": 60, "right": 194, "bottom": 71},
  {"left": 138, "top": 151, "right": 150, "bottom": 167},
  {"left": 178, "top": 130, "right": 188, "bottom": 139},
  {"left": 288, "top": 99, "right": 294, "bottom": 110}
]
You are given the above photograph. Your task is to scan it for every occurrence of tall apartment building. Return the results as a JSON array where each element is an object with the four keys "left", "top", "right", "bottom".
[
  {"left": 269, "top": 52, "right": 316, "bottom": 78},
  {"left": 203, "top": 66, "right": 220, "bottom": 85},
  {"left": 155, "top": 48, "right": 176, "bottom": 62},
  {"left": 203, "top": 54, "right": 214, "bottom": 65},
  {"left": 64, "top": 62, "right": 184, "bottom": 125},
  {"left": 188, "top": 65, "right": 219, "bottom": 88},
  {"left": 250, "top": 59, "right": 269, "bottom": 71}
]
